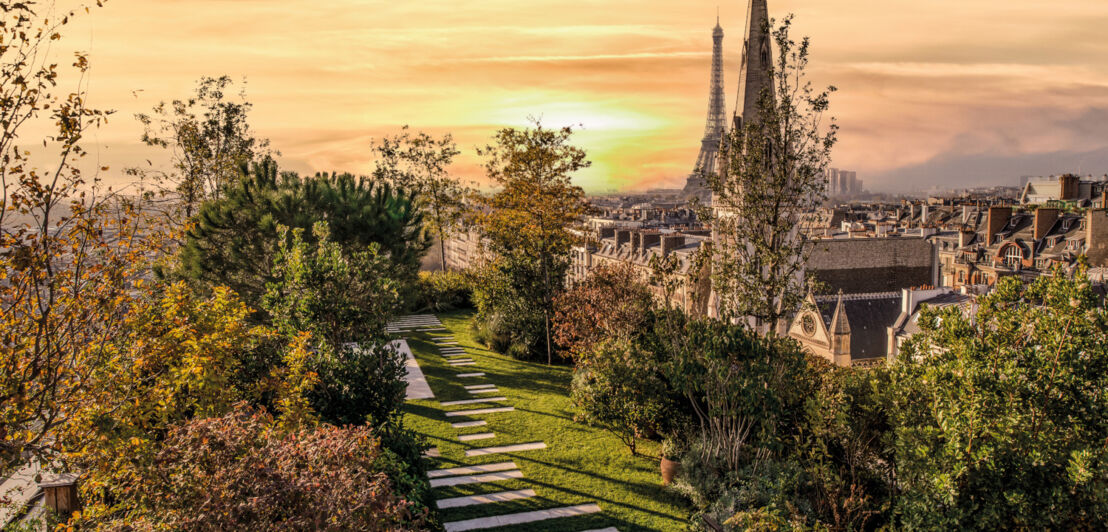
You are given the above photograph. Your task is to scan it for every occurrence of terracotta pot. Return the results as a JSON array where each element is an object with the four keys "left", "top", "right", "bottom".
[{"left": 660, "top": 457, "right": 680, "bottom": 486}]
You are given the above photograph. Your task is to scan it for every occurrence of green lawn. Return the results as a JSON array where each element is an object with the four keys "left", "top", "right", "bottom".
[{"left": 401, "top": 310, "right": 691, "bottom": 531}]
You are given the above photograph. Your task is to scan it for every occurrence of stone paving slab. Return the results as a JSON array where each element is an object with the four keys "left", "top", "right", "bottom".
[
  {"left": 469, "top": 388, "right": 501, "bottom": 394},
  {"left": 429, "top": 470, "right": 524, "bottom": 488},
  {"left": 391, "top": 339, "right": 434, "bottom": 401},
  {"left": 443, "top": 503, "right": 602, "bottom": 531},
  {"left": 456, "top": 372, "right": 485, "bottom": 378},
  {"left": 458, "top": 432, "right": 496, "bottom": 442},
  {"left": 445, "top": 406, "right": 514, "bottom": 417},
  {"left": 436, "top": 489, "right": 538, "bottom": 510},
  {"left": 465, "top": 441, "right": 547, "bottom": 457},
  {"left": 441, "top": 397, "right": 506, "bottom": 407},
  {"left": 451, "top": 420, "right": 488, "bottom": 428},
  {"left": 464, "top": 384, "right": 497, "bottom": 390},
  {"left": 580, "top": 528, "right": 620, "bottom": 532},
  {"left": 422, "top": 447, "right": 440, "bottom": 458},
  {"left": 427, "top": 461, "right": 518, "bottom": 479},
  {"left": 449, "top": 361, "right": 477, "bottom": 366}
]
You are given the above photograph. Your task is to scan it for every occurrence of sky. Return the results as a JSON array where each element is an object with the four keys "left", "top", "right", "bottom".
[{"left": 50, "top": 0, "right": 1108, "bottom": 193}]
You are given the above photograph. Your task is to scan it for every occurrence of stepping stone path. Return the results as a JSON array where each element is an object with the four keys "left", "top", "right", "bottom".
[
  {"left": 445, "top": 406, "right": 514, "bottom": 417},
  {"left": 387, "top": 314, "right": 444, "bottom": 333},
  {"left": 429, "top": 470, "right": 525, "bottom": 488},
  {"left": 441, "top": 397, "right": 506, "bottom": 407},
  {"left": 457, "top": 432, "right": 496, "bottom": 442},
  {"left": 391, "top": 314, "right": 610, "bottom": 530},
  {"left": 451, "top": 420, "right": 488, "bottom": 428},
  {"left": 465, "top": 441, "right": 547, "bottom": 457},
  {"left": 443, "top": 503, "right": 603, "bottom": 532},
  {"left": 436, "top": 489, "right": 537, "bottom": 509}
]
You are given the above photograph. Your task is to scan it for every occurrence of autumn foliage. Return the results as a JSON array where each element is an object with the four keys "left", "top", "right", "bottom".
[
  {"left": 553, "top": 263, "right": 655, "bottom": 360},
  {"left": 89, "top": 408, "right": 427, "bottom": 531}
]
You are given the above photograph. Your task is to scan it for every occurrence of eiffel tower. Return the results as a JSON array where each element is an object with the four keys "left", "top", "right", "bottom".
[{"left": 682, "top": 16, "right": 726, "bottom": 201}]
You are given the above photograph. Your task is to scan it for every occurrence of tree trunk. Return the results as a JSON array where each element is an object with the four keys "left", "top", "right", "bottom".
[
  {"left": 438, "top": 228, "right": 448, "bottom": 271},
  {"left": 544, "top": 307, "right": 552, "bottom": 366},
  {"left": 543, "top": 252, "right": 553, "bottom": 365}
]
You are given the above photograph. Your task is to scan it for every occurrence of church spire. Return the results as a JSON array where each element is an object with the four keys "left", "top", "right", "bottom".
[{"left": 733, "top": 0, "right": 774, "bottom": 131}]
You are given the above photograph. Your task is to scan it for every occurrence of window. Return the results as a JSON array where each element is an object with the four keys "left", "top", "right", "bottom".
[{"left": 1005, "top": 246, "right": 1022, "bottom": 269}]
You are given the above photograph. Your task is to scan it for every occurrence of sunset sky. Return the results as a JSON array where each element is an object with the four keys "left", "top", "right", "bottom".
[{"left": 57, "top": 0, "right": 1108, "bottom": 193}]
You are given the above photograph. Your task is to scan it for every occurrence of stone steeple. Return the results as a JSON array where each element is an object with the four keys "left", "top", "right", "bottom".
[
  {"left": 733, "top": 0, "right": 775, "bottom": 131},
  {"left": 829, "top": 290, "right": 852, "bottom": 366}
]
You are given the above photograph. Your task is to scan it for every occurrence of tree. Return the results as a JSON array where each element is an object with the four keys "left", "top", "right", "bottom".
[
  {"left": 178, "top": 159, "right": 429, "bottom": 311},
  {"left": 660, "top": 319, "right": 814, "bottom": 474},
  {"left": 81, "top": 407, "right": 428, "bottom": 531},
  {"left": 0, "top": 0, "right": 135, "bottom": 477},
  {"left": 571, "top": 339, "right": 679, "bottom": 455},
  {"left": 553, "top": 263, "right": 655, "bottom": 360},
  {"left": 61, "top": 283, "right": 267, "bottom": 522},
  {"left": 891, "top": 272, "right": 1108, "bottom": 529},
  {"left": 475, "top": 120, "right": 589, "bottom": 364},
  {"left": 702, "top": 16, "right": 836, "bottom": 330},
  {"left": 262, "top": 222, "right": 407, "bottom": 428},
  {"left": 373, "top": 126, "right": 466, "bottom": 271},
  {"left": 134, "top": 75, "right": 269, "bottom": 220}
]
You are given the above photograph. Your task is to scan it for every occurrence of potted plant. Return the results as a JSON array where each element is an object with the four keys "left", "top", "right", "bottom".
[{"left": 659, "top": 437, "right": 682, "bottom": 486}]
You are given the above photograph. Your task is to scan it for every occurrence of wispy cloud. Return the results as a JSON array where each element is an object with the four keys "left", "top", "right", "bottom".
[{"left": 56, "top": 0, "right": 1108, "bottom": 192}]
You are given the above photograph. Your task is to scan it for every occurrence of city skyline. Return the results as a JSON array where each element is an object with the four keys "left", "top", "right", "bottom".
[{"left": 57, "top": 0, "right": 1108, "bottom": 193}]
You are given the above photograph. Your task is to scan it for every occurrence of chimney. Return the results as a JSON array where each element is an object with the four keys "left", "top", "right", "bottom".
[
  {"left": 962, "top": 205, "right": 971, "bottom": 224},
  {"left": 1033, "top": 207, "right": 1060, "bottom": 241},
  {"left": 1086, "top": 210, "right": 1108, "bottom": 267},
  {"left": 987, "top": 206, "right": 1013, "bottom": 245},
  {"left": 921, "top": 204, "right": 930, "bottom": 225},
  {"left": 662, "top": 234, "right": 687, "bottom": 256},
  {"left": 631, "top": 232, "right": 642, "bottom": 255},
  {"left": 958, "top": 228, "right": 974, "bottom": 248},
  {"left": 616, "top": 230, "right": 631, "bottom": 249},
  {"left": 1060, "top": 173, "right": 1080, "bottom": 200}
]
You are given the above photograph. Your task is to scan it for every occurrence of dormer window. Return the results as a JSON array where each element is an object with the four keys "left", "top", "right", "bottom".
[{"left": 1005, "top": 246, "right": 1022, "bottom": 269}]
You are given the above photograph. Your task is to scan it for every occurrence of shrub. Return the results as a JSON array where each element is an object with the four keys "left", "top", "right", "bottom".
[
  {"left": 86, "top": 407, "right": 429, "bottom": 531},
  {"left": 553, "top": 263, "right": 655, "bottom": 360},
  {"left": 410, "top": 270, "right": 472, "bottom": 312},
  {"left": 571, "top": 339, "right": 686, "bottom": 455}
]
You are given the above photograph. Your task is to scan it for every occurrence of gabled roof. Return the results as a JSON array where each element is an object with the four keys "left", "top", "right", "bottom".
[{"left": 816, "top": 293, "right": 901, "bottom": 359}]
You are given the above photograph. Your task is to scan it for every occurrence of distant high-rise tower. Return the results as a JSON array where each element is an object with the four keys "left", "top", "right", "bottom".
[
  {"left": 733, "top": 0, "right": 774, "bottom": 131},
  {"left": 683, "top": 17, "right": 727, "bottom": 200}
]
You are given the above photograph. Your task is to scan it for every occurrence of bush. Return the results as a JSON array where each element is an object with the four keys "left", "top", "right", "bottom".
[
  {"left": 84, "top": 407, "right": 429, "bottom": 531},
  {"left": 571, "top": 339, "right": 686, "bottom": 455},
  {"left": 307, "top": 343, "right": 407, "bottom": 428},
  {"left": 410, "top": 270, "right": 472, "bottom": 312}
]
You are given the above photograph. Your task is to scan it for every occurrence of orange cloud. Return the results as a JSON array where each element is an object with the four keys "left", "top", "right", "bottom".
[{"left": 47, "top": 0, "right": 1108, "bottom": 192}]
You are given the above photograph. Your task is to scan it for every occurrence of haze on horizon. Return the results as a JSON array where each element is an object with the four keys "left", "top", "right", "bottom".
[{"left": 57, "top": 0, "right": 1108, "bottom": 194}]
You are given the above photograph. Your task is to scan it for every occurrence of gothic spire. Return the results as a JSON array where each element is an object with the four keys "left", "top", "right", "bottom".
[{"left": 733, "top": 0, "right": 774, "bottom": 130}]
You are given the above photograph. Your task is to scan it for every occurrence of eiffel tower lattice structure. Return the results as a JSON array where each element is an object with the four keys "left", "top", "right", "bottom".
[{"left": 683, "top": 16, "right": 727, "bottom": 201}]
